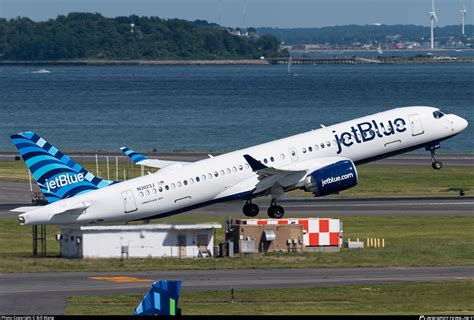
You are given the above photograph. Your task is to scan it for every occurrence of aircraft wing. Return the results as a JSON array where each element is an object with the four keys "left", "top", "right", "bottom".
[
  {"left": 120, "top": 147, "right": 190, "bottom": 169},
  {"left": 243, "top": 154, "right": 307, "bottom": 195}
]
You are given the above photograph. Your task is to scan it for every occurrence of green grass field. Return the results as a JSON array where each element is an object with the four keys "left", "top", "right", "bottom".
[
  {"left": 1, "top": 215, "right": 472, "bottom": 273},
  {"left": 1, "top": 160, "right": 472, "bottom": 197},
  {"left": 66, "top": 281, "right": 474, "bottom": 315}
]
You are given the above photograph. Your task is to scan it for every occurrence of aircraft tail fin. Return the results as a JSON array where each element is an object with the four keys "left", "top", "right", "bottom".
[
  {"left": 10, "top": 131, "right": 115, "bottom": 203},
  {"left": 134, "top": 280, "right": 182, "bottom": 316}
]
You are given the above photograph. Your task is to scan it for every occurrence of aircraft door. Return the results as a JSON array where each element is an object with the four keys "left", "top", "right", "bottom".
[
  {"left": 408, "top": 114, "right": 424, "bottom": 136},
  {"left": 121, "top": 190, "right": 138, "bottom": 213},
  {"left": 288, "top": 147, "right": 299, "bottom": 162}
]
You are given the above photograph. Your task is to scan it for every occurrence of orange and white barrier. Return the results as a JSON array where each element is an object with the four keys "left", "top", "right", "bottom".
[{"left": 235, "top": 218, "right": 342, "bottom": 247}]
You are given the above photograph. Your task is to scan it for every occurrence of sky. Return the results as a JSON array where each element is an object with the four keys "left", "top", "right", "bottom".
[{"left": 0, "top": 0, "right": 472, "bottom": 28}]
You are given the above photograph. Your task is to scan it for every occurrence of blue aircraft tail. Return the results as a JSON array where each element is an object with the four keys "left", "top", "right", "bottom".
[
  {"left": 10, "top": 131, "right": 115, "bottom": 203},
  {"left": 134, "top": 280, "right": 182, "bottom": 316}
]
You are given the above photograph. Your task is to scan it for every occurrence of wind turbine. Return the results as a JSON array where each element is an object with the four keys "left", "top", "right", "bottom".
[
  {"left": 460, "top": 4, "right": 467, "bottom": 35},
  {"left": 429, "top": 0, "right": 438, "bottom": 49}
]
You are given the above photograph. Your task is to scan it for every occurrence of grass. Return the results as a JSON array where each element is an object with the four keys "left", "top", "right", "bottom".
[
  {"left": 65, "top": 281, "right": 474, "bottom": 315},
  {"left": 1, "top": 160, "right": 472, "bottom": 197},
  {"left": 1, "top": 215, "right": 472, "bottom": 273},
  {"left": 0, "top": 159, "right": 157, "bottom": 182}
]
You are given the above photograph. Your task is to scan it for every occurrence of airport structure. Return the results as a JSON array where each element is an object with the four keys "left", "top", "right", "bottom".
[
  {"left": 230, "top": 218, "right": 342, "bottom": 253},
  {"left": 58, "top": 223, "right": 221, "bottom": 259}
]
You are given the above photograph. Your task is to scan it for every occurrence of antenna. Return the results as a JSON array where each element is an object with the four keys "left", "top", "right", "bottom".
[
  {"left": 243, "top": 0, "right": 247, "bottom": 31},
  {"left": 218, "top": 0, "right": 222, "bottom": 26},
  {"left": 429, "top": 0, "right": 438, "bottom": 49},
  {"left": 461, "top": 3, "right": 467, "bottom": 35}
]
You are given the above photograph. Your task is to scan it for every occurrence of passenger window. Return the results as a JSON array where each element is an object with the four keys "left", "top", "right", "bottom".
[
  {"left": 320, "top": 143, "right": 325, "bottom": 149},
  {"left": 263, "top": 158, "right": 268, "bottom": 164},
  {"left": 196, "top": 176, "right": 200, "bottom": 182},
  {"left": 270, "top": 157, "right": 275, "bottom": 162},
  {"left": 214, "top": 171, "right": 218, "bottom": 177},
  {"left": 302, "top": 148, "right": 306, "bottom": 153},
  {"left": 280, "top": 153, "right": 285, "bottom": 159},
  {"left": 202, "top": 175, "right": 207, "bottom": 181},
  {"left": 171, "top": 183, "right": 175, "bottom": 189},
  {"left": 314, "top": 144, "right": 319, "bottom": 150},
  {"left": 232, "top": 166, "right": 237, "bottom": 172},
  {"left": 308, "top": 146, "right": 313, "bottom": 152},
  {"left": 158, "top": 187, "right": 163, "bottom": 192},
  {"left": 165, "top": 185, "right": 169, "bottom": 190},
  {"left": 152, "top": 188, "right": 157, "bottom": 194},
  {"left": 238, "top": 165, "right": 243, "bottom": 170},
  {"left": 139, "top": 191, "right": 144, "bottom": 197},
  {"left": 326, "top": 141, "right": 331, "bottom": 147},
  {"left": 220, "top": 169, "right": 225, "bottom": 175},
  {"left": 226, "top": 168, "right": 231, "bottom": 174},
  {"left": 208, "top": 173, "right": 213, "bottom": 179},
  {"left": 183, "top": 180, "right": 188, "bottom": 185},
  {"left": 244, "top": 163, "right": 250, "bottom": 169},
  {"left": 145, "top": 190, "right": 150, "bottom": 195},
  {"left": 190, "top": 178, "right": 194, "bottom": 184},
  {"left": 177, "top": 181, "right": 182, "bottom": 187}
]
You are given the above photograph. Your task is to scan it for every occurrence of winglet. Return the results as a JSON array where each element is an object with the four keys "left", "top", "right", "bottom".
[
  {"left": 243, "top": 154, "right": 267, "bottom": 171},
  {"left": 120, "top": 147, "right": 148, "bottom": 164}
]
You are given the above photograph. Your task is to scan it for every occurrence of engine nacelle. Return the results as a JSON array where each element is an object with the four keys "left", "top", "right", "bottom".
[{"left": 304, "top": 159, "right": 358, "bottom": 196}]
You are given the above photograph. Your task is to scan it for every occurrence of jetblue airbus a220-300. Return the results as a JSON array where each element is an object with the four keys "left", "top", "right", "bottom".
[{"left": 11, "top": 106, "right": 468, "bottom": 225}]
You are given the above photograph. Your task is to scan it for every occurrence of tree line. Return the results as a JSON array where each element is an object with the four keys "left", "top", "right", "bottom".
[{"left": 0, "top": 13, "right": 284, "bottom": 60}]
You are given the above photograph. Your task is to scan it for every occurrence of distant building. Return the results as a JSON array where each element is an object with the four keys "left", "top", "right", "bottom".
[{"left": 58, "top": 223, "right": 221, "bottom": 259}]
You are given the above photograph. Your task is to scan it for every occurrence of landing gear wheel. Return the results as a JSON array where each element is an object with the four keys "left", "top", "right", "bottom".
[
  {"left": 268, "top": 205, "right": 285, "bottom": 219},
  {"left": 427, "top": 144, "right": 442, "bottom": 170},
  {"left": 243, "top": 202, "right": 259, "bottom": 217},
  {"left": 432, "top": 161, "right": 442, "bottom": 170}
]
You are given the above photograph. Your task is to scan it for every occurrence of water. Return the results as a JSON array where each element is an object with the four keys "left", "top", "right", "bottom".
[
  {"left": 0, "top": 64, "right": 472, "bottom": 153},
  {"left": 292, "top": 49, "right": 474, "bottom": 59}
]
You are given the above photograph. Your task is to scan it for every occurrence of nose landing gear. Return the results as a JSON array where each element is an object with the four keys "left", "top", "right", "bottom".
[{"left": 426, "top": 144, "right": 442, "bottom": 170}]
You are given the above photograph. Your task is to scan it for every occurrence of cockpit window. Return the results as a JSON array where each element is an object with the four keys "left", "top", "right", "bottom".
[{"left": 433, "top": 111, "right": 445, "bottom": 119}]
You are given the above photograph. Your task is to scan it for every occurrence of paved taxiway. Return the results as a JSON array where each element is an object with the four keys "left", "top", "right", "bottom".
[
  {"left": 1, "top": 266, "right": 472, "bottom": 314},
  {"left": 1, "top": 186, "right": 473, "bottom": 219},
  {"left": 1, "top": 151, "right": 473, "bottom": 167}
]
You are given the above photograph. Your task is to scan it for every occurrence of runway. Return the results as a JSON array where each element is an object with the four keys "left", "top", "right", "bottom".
[
  {"left": 0, "top": 266, "right": 472, "bottom": 314},
  {"left": 1, "top": 151, "right": 473, "bottom": 167},
  {"left": 1, "top": 193, "right": 473, "bottom": 219}
]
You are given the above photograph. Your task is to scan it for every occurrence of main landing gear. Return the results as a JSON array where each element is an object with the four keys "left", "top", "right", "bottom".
[
  {"left": 242, "top": 199, "right": 285, "bottom": 219},
  {"left": 242, "top": 200, "right": 259, "bottom": 217},
  {"left": 267, "top": 199, "right": 284, "bottom": 219},
  {"left": 426, "top": 144, "right": 442, "bottom": 170}
]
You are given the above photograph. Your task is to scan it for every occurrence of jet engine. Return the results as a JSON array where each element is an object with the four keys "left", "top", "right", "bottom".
[{"left": 304, "top": 159, "right": 358, "bottom": 196}]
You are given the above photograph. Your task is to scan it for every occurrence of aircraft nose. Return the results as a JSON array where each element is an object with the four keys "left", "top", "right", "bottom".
[{"left": 456, "top": 115, "right": 468, "bottom": 132}]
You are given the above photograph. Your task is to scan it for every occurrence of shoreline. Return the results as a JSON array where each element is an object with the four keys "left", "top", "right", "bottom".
[
  {"left": 0, "top": 59, "right": 270, "bottom": 66},
  {"left": 2, "top": 56, "right": 473, "bottom": 66}
]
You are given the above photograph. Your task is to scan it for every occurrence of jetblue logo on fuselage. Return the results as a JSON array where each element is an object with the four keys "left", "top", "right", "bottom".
[
  {"left": 333, "top": 118, "right": 407, "bottom": 154},
  {"left": 45, "top": 173, "right": 85, "bottom": 192}
]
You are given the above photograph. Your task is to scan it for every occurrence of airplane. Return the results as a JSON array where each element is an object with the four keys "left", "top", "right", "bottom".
[{"left": 11, "top": 106, "right": 468, "bottom": 225}]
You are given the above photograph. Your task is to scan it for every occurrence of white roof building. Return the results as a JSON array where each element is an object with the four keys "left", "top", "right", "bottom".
[{"left": 59, "top": 223, "right": 221, "bottom": 259}]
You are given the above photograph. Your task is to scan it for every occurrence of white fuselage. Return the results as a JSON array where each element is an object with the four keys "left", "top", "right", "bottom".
[{"left": 20, "top": 106, "right": 468, "bottom": 225}]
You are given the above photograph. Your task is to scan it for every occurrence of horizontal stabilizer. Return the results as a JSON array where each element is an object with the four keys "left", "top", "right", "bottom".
[
  {"left": 10, "top": 206, "right": 40, "bottom": 213},
  {"left": 52, "top": 201, "right": 91, "bottom": 215}
]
